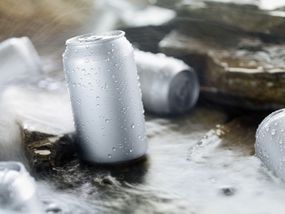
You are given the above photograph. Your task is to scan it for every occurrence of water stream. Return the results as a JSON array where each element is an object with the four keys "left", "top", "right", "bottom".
[{"left": 0, "top": 81, "right": 285, "bottom": 213}]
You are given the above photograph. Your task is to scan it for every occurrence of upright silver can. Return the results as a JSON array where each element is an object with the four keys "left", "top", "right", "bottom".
[{"left": 63, "top": 31, "right": 147, "bottom": 164}]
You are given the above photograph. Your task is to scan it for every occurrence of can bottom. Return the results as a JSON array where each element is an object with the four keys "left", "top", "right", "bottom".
[
  {"left": 79, "top": 154, "right": 148, "bottom": 167},
  {"left": 74, "top": 134, "right": 148, "bottom": 165}
]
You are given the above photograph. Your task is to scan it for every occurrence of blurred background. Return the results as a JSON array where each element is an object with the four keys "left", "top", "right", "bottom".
[{"left": 2, "top": 0, "right": 285, "bottom": 109}]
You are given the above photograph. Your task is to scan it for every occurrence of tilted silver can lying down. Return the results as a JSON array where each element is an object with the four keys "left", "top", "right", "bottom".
[
  {"left": 134, "top": 50, "right": 199, "bottom": 115},
  {"left": 0, "top": 37, "right": 41, "bottom": 85},
  {"left": 63, "top": 31, "right": 147, "bottom": 164},
  {"left": 0, "top": 162, "right": 41, "bottom": 213},
  {"left": 255, "top": 109, "right": 285, "bottom": 181}
]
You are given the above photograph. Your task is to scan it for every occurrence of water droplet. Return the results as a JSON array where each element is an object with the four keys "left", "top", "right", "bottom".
[
  {"left": 131, "top": 124, "right": 135, "bottom": 129},
  {"left": 129, "top": 149, "right": 133, "bottom": 153},
  {"left": 271, "top": 129, "right": 276, "bottom": 136},
  {"left": 112, "top": 147, "right": 116, "bottom": 152},
  {"left": 105, "top": 119, "right": 110, "bottom": 123},
  {"left": 108, "top": 154, "right": 112, "bottom": 159}
]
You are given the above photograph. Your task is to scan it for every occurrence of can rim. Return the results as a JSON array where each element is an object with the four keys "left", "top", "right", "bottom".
[
  {"left": 256, "top": 109, "right": 285, "bottom": 137},
  {"left": 66, "top": 30, "right": 125, "bottom": 46}
]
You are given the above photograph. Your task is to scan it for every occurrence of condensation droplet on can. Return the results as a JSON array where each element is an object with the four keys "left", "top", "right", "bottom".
[{"left": 271, "top": 129, "right": 276, "bottom": 136}]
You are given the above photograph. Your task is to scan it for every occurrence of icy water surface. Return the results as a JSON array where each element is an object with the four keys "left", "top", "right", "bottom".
[{"left": 1, "top": 84, "right": 285, "bottom": 213}]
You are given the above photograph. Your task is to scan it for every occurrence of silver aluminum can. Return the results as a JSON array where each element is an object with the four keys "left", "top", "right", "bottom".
[
  {"left": 63, "top": 31, "right": 147, "bottom": 164},
  {"left": 134, "top": 50, "right": 199, "bottom": 115},
  {"left": 0, "top": 37, "right": 41, "bottom": 85},
  {"left": 255, "top": 109, "right": 285, "bottom": 181},
  {"left": 0, "top": 162, "right": 41, "bottom": 213}
]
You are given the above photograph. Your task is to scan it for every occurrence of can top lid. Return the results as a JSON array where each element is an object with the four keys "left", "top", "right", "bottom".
[{"left": 66, "top": 30, "right": 125, "bottom": 46}]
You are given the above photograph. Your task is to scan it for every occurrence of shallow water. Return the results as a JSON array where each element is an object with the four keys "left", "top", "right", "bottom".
[{"left": 1, "top": 80, "right": 285, "bottom": 213}]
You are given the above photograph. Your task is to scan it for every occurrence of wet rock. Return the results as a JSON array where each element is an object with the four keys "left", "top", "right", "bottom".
[
  {"left": 188, "top": 115, "right": 258, "bottom": 164},
  {"left": 4, "top": 85, "right": 76, "bottom": 171},
  {"left": 176, "top": 1, "right": 285, "bottom": 41},
  {"left": 154, "top": 0, "right": 183, "bottom": 9},
  {"left": 160, "top": 30, "right": 285, "bottom": 109},
  {"left": 124, "top": 25, "right": 174, "bottom": 53},
  {"left": 218, "top": 118, "right": 255, "bottom": 155},
  {"left": 22, "top": 128, "right": 75, "bottom": 171},
  {"left": 157, "top": 0, "right": 285, "bottom": 109}
]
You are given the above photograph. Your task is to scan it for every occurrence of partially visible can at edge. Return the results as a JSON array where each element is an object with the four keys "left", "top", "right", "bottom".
[
  {"left": 255, "top": 109, "right": 285, "bottom": 181},
  {"left": 0, "top": 162, "right": 41, "bottom": 213},
  {"left": 134, "top": 50, "right": 199, "bottom": 115},
  {"left": 63, "top": 30, "right": 147, "bottom": 164}
]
